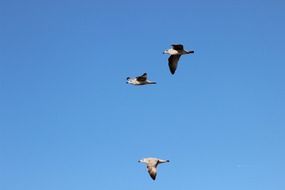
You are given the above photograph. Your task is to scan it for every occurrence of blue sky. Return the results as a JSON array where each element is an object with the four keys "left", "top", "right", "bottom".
[{"left": 0, "top": 0, "right": 285, "bottom": 190}]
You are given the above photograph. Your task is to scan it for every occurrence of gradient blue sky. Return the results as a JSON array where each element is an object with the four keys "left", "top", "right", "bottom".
[{"left": 1, "top": 0, "right": 285, "bottom": 190}]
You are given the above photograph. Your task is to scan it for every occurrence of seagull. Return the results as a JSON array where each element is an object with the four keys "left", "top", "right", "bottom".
[
  {"left": 126, "top": 73, "right": 156, "bottom": 85},
  {"left": 138, "top": 157, "right": 169, "bottom": 180},
  {"left": 163, "top": 44, "right": 194, "bottom": 75}
]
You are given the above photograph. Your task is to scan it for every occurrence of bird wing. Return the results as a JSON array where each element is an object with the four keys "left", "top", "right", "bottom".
[
  {"left": 136, "top": 73, "right": 147, "bottom": 82},
  {"left": 168, "top": 55, "right": 181, "bottom": 74},
  {"left": 171, "top": 44, "right": 184, "bottom": 50},
  {"left": 158, "top": 159, "right": 170, "bottom": 163},
  {"left": 147, "top": 165, "right": 157, "bottom": 180}
]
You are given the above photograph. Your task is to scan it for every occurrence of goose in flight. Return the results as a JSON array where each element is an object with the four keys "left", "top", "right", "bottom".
[
  {"left": 126, "top": 73, "right": 156, "bottom": 85},
  {"left": 138, "top": 157, "right": 169, "bottom": 180},
  {"left": 163, "top": 44, "right": 194, "bottom": 75}
]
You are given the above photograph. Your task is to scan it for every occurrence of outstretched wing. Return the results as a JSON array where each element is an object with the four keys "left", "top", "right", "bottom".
[
  {"left": 147, "top": 166, "right": 157, "bottom": 180},
  {"left": 158, "top": 159, "right": 170, "bottom": 163},
  {"left": 136, "top": 73, "right": 147, "bottom": 81},
  {"left": 168, "top": 55, "right": 181, "bottom": 75},
  {"left": 171, "top": 44, "right": 184, "bottom": 50}
]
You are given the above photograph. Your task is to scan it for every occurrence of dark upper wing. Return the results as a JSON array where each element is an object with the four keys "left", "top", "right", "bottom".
[
  {"left": 147, "top": 166, "right": 157, "bottom": 180},
  {"left": 136, "top": 73, "right": 147, "bottom": 81},
  {"left": 171, "top": 44, "right": 184, "bottom": 50},
  {"left": 168, "top": 55, "right": 181, "bottom": 75}
]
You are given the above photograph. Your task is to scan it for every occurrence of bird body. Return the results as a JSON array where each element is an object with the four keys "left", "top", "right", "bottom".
[
  {"left": 163, "top": 48, "right": 192, "bottom": 55},
  {"left": 163, "top": 44, "right": 194, "bottom": 74},
  {"left": 163, "top": 48, "right": 180, "bottom": 55},
  {"left": 126, "top": 73, "right": 156, "bottom": 85},
  {"left": 138, "top": 157, "right": 169, "bottom": 180}
]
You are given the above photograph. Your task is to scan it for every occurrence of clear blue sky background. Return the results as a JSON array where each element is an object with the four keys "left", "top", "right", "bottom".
[{"left": 0, "top": 0, "right": 285, "bottom": 190}]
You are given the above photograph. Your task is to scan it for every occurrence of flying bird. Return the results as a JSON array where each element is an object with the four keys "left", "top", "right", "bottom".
[
  {"left": 126, "top": 73, "right": 156, "bottom": 85},
  {"left": 138, "top": 157, "right": 169, "bottom": 180},
  {"left": 163, "top": 44, "right": 194, "bottom": 75}
]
